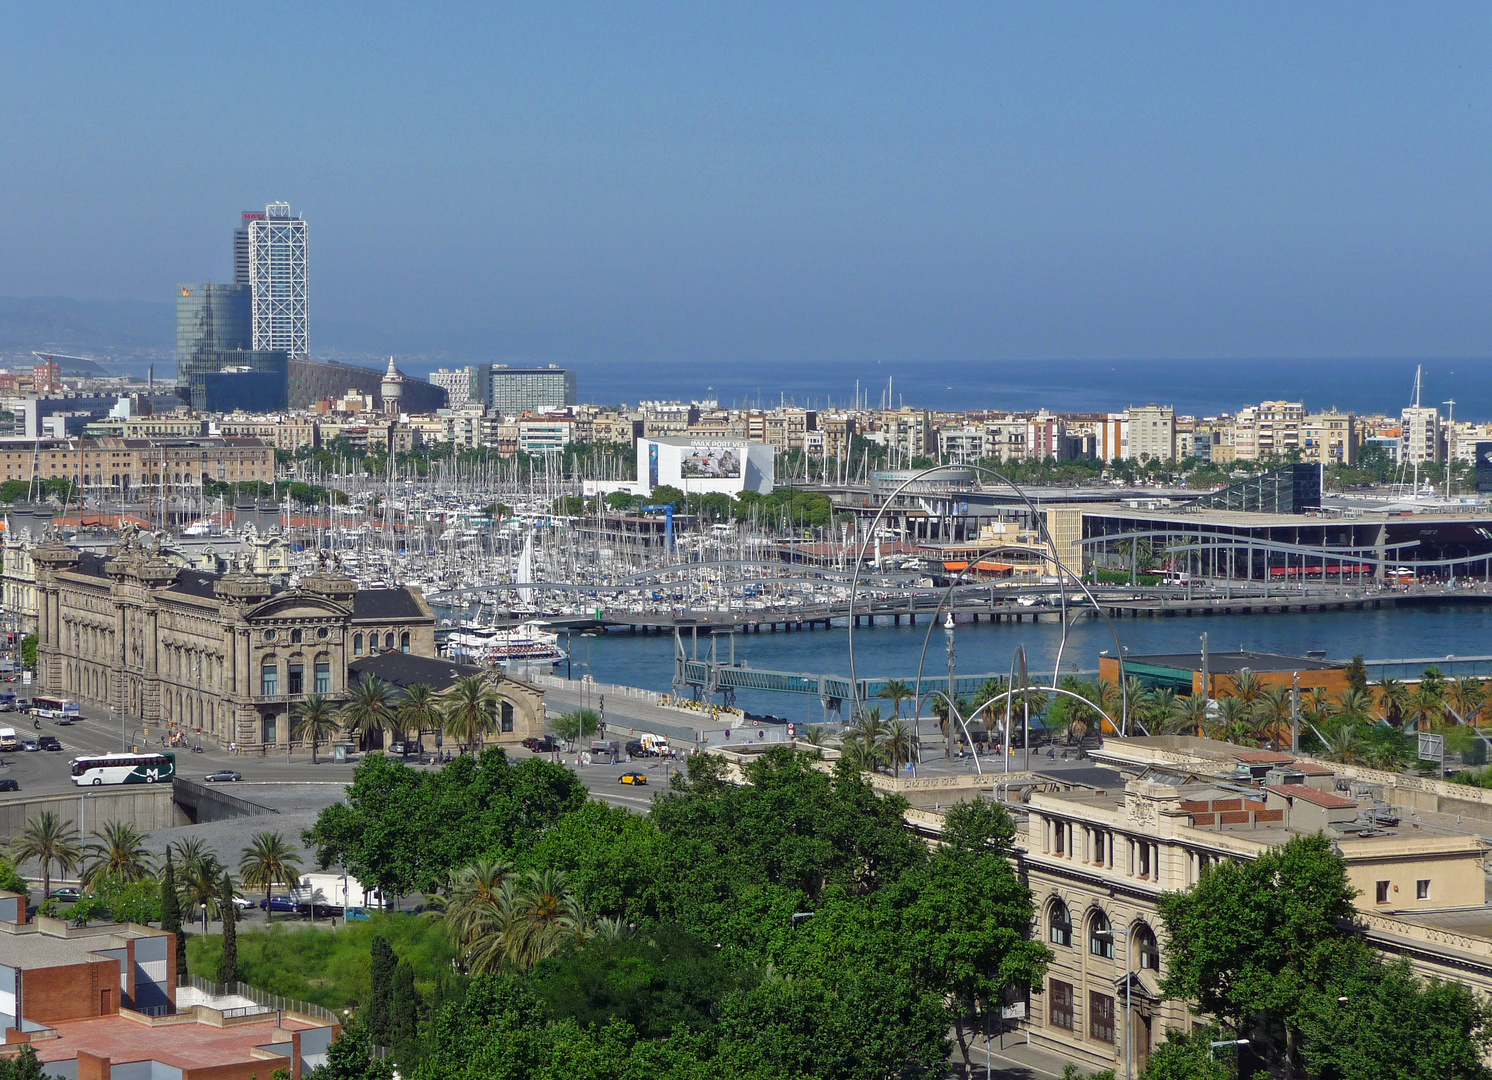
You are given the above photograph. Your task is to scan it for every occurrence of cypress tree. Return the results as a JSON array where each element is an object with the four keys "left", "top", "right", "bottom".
[
  {"left": 219, "top": 871, "right": 239, "bottom": 986},
  {"left": 159, "top": 852, "right": 186, "bottom": 985},
  {"left": 390, "top": 961, "right": 419, "bottom": 1048},
  {"left": 366, "top": 936, "right": 396, "bottom": 1045}
]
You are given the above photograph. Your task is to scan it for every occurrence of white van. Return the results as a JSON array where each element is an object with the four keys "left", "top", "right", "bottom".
[{"left": 0, "top": 728, "right": 17, "bottom": 752}]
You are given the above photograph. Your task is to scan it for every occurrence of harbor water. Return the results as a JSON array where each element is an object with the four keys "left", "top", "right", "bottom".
[{"left": 557, "top": 602, "right": 1492, "bottom": 723}]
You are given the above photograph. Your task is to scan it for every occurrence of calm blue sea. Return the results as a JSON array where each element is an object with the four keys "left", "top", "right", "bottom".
[{"left": 393, "top": 356, "right": 1484, "bottom": 419}]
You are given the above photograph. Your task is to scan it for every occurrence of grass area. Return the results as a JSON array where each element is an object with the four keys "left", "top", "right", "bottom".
[{"left": 186, "top": 913, "right": 458, "bottom": 1010}]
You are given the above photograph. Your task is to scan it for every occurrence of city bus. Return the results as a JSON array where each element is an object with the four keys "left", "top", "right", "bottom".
[
  {"left": 31, "top": 697, "right": 81, "bottom": 724},
  {"left": 70, "top": 752, "right": 176, "bottom": 786}
]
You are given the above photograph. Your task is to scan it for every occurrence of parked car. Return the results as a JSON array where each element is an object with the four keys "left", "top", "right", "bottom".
[
  {"left": 204, "top": 770, "right": 242, "bottom": 782},
  {"left": 49, "top": 887, "right": 79, "bottom": 901},
  {"left": 0, "top": 778, "right": 18, "bottom": 792},
  {"left": 619, "top": 771, "right": 648, "bottom": 786},
  {"left": 19, "top": 739, "right": 37, "bottom": 752},
  {"left": 232, "top": 895, "right": 255, "bottom": 910},
  {"left": 625, "top": 740, "right": 659, "bottom": 758},
  {"left": 38, "top": 736, "right": 61, "bottom": 751},
  {"left": 387, "top": 742, "right": 408, "bottom": 757},
  {"left": 260, "top": 895, "right": 300, "bottom": 913},
  {"left": 344, "top": 906, "right": 371, "bottom": 921}
]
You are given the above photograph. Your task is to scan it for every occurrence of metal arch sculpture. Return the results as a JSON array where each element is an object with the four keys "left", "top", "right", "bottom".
[
  {"left": 914, "top": 682, "right": 1126, "bottom": 777},
  {"left": 846, "top": 462, "right": 1131, "bottom": 734}
]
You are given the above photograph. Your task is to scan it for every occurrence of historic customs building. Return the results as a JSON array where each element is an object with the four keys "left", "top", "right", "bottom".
[{"left": 29, "top": 530, "right": 443, "bottom": 750}]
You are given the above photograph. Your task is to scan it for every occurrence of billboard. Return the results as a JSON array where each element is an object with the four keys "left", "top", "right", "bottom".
[
  {"left": 680, "top": 445, "right": 741, "bottom": 479},
  {"left": 1476, "top": 442, "right": 1492, "bottom": 494},
  {"left": 649, "top": 443, "right": 659, "bottom": 489}
]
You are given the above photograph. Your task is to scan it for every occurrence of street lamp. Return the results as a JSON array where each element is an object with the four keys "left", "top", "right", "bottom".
[
  {"left": 199, "top": 903, "right": 208, "bottom": 936},
  {"left": 1208, "top": 1037, "right": 1249, "bottom": 1062}
]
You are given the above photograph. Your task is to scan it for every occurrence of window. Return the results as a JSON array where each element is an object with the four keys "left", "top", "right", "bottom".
[
  {"left": 291, "top": 629, "right": 303, "bottom": 644},
  {"left": 1416, "top": 879, "right": 1430, "bottom": 901},
  {"left": 264, "top": 629, "right": 276, "bottom": 642},
  {"left": 353, "top": 634, "right": 363, "bottom": 656},
  {"left": 1090, "top": 911, "right": 1113, "bottom": 958},
  {"left": 261, "top": 661, "right": 278, "bottom": 696},
  {"left": 1138, "top": 843, "right": 1152, "bottom": 879},
  {"left": 400, "top": 631, "right": 410, "bottom": 653},
  {"left": 1376, "top": 880, "right": 1390, "bottom": 904},
  {"left": 1134, "top": 923, "right": 1160, "bottom": 971},
  {"left": 501, "top": 700, "right": 514, "bottom": 733},
  {"left": 1089, "top": 992, "right": 1115, "bottom": 1043},
  {"left": 318, "top": 626, "right": 329, "bottom": 640},
  {"left": 1054, "top": 821, "right": 1065, "bottom": 856},
  {"left": 262, "top": 716, "right": 276, "bottom": 743},
  {"left": 288, "top": 663, "right": 304, "bottom": 695},
  {"left": 1048, "top": 900, "right": 1072, "bottom": 947},
  {"left": 385, "top": 632, "right": 395, "bottom": 650},
  {"left": 1049, "top": 980, "right": 1074, "bottom": 1031},
  {"left": 315, "top": 662, "right": 331, "bottom": 694}
]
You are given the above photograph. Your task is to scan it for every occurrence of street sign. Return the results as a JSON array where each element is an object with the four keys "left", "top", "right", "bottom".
[
  {"left": 1001, "top": 1003, "right": 1026, "bottom": 1020},
  {"left": 786, "top": 722, "right": 797, "bottom": 738},
  {"left": 1418, "top": 732, "right": 1445, "bottom": 769}
]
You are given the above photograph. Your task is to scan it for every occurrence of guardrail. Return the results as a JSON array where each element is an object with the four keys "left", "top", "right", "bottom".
[{"left": 188, "top": 975, "right": 339, "bottom": 1024}]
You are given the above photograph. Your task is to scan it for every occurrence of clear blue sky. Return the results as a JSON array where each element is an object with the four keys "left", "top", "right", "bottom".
[{"left": 2, "top": 3, "right": 1490, "bottom": 363}]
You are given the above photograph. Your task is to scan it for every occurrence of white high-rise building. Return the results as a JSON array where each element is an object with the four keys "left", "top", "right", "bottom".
[
  {"left": 248, "top": 202, "right": 308, "bottom": 360},
  {"left": 1401, "top": 406, "right": 1440, "bottom": 464}
]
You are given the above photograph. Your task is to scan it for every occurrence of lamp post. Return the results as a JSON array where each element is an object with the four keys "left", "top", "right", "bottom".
[
  {"left": 199, "top": 903, "right": 208, "bottom": 936},
  {"left": 1208, "top": 1037, "right": 1249, "bottom": 1063}
]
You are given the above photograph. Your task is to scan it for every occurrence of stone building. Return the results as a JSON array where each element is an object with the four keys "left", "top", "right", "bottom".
[{"left": 29, "top": 530, "right": 439, "bottom": 750}]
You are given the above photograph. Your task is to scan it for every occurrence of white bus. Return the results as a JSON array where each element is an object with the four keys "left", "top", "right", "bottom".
[
  {"left": 70, "top": 752, "right": 176, "bottom": 786},
  {"left": 31, "top": 697, "right": 81, "bottom": 724}
]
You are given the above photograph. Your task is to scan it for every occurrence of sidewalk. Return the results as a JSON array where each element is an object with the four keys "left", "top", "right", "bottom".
[{"left": 960, "top": 1033, "right": 1089, "bottom": 1080}]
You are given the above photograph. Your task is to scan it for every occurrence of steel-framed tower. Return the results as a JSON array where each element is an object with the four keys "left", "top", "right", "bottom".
[{"left": 248, "top": 202, "right": 308, "bottom": 360}]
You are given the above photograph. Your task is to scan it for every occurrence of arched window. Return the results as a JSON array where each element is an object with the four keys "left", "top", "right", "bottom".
[
  {"left": 384, "top": 632, "right": 395, "bottom": 650},
  {"left": 1133, "top": 923, "right": 1160, "bottom": 971},
  {"left": 1048, "top": 899, "right": 1072, "bottom": 947},
  {"left": 1089, "top": 910, "right": 1113, "bottom": 959},
  {"left": 400, "top": 631, "right": 410, "bottom": 653},
  {"left": 291, "top": 628, "right": 303, "bottom": 644},
  {"left": 353, "top": 634, "right": 363, "bottom": 655}
]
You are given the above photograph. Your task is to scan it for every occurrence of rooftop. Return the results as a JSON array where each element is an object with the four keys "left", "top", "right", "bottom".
[
  {"left": 33, "top": 1014, "right": 313, "bottom": 1069},
  {"left": 1265, "top": 784, "right": 1359, "bottom": 809},
  {"left": 1121, "top": 651, "right": 1342, "bottom": 673}
]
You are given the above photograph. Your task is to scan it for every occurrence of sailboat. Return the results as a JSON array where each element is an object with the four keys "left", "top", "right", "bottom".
[{"left": 516, "top": 532, "right": 536, "bottom": 610}]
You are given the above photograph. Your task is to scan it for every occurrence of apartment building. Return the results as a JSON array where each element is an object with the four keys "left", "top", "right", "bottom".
[
  {"left": 216, "top": 417, "right": 321, "bottom": 452},
  {"left": 937, "top": 425, "right": 986, "bottom": 463},
  {"left": 517, "top": 415, "right": 576, "bottom": 453},
  {"left": 0, "top": 437, "right": 274, "bottom": 493},
  {"left": 1401, "top": 405, "right": 1440, "bottom": 464},
  {"left": 1026, "top": 413, "right": 1068, "bottom": 461},
  {"left": 1126, "top": 405, "right": 1175, "bottom": 462},
  {"left": 1300, "top": 411, "right": 1358, "bottom": 466},
  {"left": 1020, "top": 739, "right": 1492, "bottom": 1073}
]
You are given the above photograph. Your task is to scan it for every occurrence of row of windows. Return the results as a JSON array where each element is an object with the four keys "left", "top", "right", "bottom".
[
  {"left": 264, "top": 627, "right": 330, "bottom": 644},
  {"left": 352, "top": 631, "right": 410, "bottom": 655},
  {"left": 262, "top": 660, "right": 332, "bottom": 696},
  {"left": 1045, "top": 899, "right": 1160, "bottom": 970}
]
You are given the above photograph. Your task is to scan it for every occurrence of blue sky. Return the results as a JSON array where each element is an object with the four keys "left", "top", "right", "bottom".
[{"left": 2, "top": 3, "right": 1490, "bottom": 363}]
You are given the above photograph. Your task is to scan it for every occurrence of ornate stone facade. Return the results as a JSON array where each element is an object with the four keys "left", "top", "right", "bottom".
[{"left": 31, "top": 530, "right": 437, "bottom": 750}]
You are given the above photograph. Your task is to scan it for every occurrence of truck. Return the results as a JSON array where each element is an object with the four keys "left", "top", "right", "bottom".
[
  {"left": 638, "top": 733, "right": 671, "bottom": 757},
  {"left": 285, "top": 872, "right": 383, "bottom": 917},
  {"left": 0, "top": 728, "right": 15, "bottom": 752}
]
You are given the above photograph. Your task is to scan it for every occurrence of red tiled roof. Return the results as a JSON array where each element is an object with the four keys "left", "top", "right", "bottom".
[
  {"left": 1295, "top": 763, "right": 1336, "bottom": 776},
  {"left": 1265, "top": 784, "right": 1358, "bottom": 809},
  {"left": 1235, "top": 751, "right": 1296, "bottom": 764}
]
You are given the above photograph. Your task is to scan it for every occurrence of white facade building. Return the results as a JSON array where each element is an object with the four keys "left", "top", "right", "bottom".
[{"left": 636, "top": 437, "right": 774, "bottom": 497}]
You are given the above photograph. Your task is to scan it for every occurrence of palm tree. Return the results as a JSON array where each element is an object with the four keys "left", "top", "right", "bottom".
[
  {"left": 837, "top": 734, "right": 881, "bottom": 774},
  {"left": 1331, "top": 688, "right": 1375, "bottom": 725},
  {"left": 426, "top": 858, "right": 515, "bottom": 957},
  {"left": 1143, "top": 688, "right": 1178, "bottom": 732},
  {"left": 82, "top": 821, "right": 154, "bottom": 889},
  {"left": 883, "top": 720, "right": 919, "bottom": 771},
  {"left": 443, "top": 674, "right": 498, "bottom": 755},
  {"left": 1252, "top": 685, "right": 1294, "bottom": 747},
  {"left": 1229, "top": 669, "right": 1264, "bottom": 707},
  {"left": 1206, "top": 696, "right": 1250, "bottom": 743},
  {"left": 1404, "top": 685, "right": 1444, "bottom": 732},
  {"left": 799, "top": 726, "right": 829, "bottom": 747},
  {"left": 397, "top": 683, "right": 443, "bottom": 748},
  {"left": 10, "top": 811, "right": 81, "bottom": 900},
  {"left": 975, "top": 678, "right": 1010, "bottom": 727},
  {"left": 338, "top": 675, "right": 397, "bottom": 751},
  {"left": 292, "top": 693, "right": 343, "bottom": 764},
  {"left": 1171, "top": 693, "right": 1211, "bottom": 737},
  {"left": 176, "top": 851, "right": 227, "bottom": 920},
  {"left": 1376, "top": 676, "right": 1410, "bottom": 727},
  {"left": 505, "top": 868, "right": 591, "bottom": 972},
  {"left": 848, "top": 706, "right": 887, "bottom": 745},
  {"left": 1449, "top": 677, "right": 1486, "bottom": 726},
  {"left": 1320, "top": 723, "right": 1364, "bottom": 765},
  {"left": 238, "top": 832, "right": 303, "bottom": 921},
  {"left": 875, "top": 679, "right": 915, "bottom": 720},
  {"left": 168, "top": 837, "right": 212, "bottom": 873}
]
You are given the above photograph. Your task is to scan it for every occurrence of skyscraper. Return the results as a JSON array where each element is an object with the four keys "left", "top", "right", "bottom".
[
  {"left": 247, "top": 202, "right": 308, "bottom": 360},
  {"left": 176, "top": 282, "right": 286, "bottom": 411}
]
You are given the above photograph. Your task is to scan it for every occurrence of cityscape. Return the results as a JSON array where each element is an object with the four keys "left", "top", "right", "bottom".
[{"left": 4, "top": 8, "right": 1492, "bottom": 1080}]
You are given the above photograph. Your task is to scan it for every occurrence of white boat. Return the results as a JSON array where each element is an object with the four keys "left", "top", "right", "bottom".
[{"left": 446, "top": 621, "right": 567, "bottom": 667}]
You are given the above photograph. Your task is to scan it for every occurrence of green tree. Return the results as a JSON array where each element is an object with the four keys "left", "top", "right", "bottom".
[
  {"left": 0, "top": 1044, "right": 43, "bottom": 1080},
  {"left": 875, "top": 679, "right": 915, "bottom": 720},
  {"left": 82, "top": 821, "right": 155, "bottom": 888},
  {"left": 366, "top": 936, "right": 397, "bottom": 1045},
  {"left": 1159, "top": 833, "right": 1357, "bottom": 1072},
  {"left": 239, "top": 832, "right": 304, "bottom": 921},
  {"left": 396, "top": 684, "right": 443, "bottom": 748},
  {"left": 1136, "top": 1026, "right": 1231, "bottom": 1080},
  {"left": 550, "top": 709, "right": 599, "bottom": 747},
  {"left": 1345, "top": 653, "right": 1369, "bottom": 694},
  {"left": 10, "top": 810, "right": 81, "bottom": 899},
  {"left": 0, "top": 855, "right": 29, "bottom": 894},
  {"left": 442, "top": 675, "right": 498, "bottom": 756},
  {"left": 219, "top": 871, "right": 239, "bottom": 985},
  {"left": 293, "top": 693, "right": 343, "bottom": 765},
  {"left": 339, "top": 676, "right": 398, "bottom": 751},
  {"left": 160, "top": 852, "right": 186, "bottom": 985},
  {"left": 20, "top": 634, "right": 36, "bottom": 673},
  {"left": 390, "top": 961, "right": 420, "bottom": 1051}
]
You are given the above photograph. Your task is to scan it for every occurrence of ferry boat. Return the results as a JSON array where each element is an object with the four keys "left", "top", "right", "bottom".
[{"left": 445, "top": 621, "right": 568, "bottom": 667}]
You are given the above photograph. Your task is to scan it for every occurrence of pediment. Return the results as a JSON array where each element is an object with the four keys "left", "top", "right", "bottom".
[{"left": 247, "top": 593, "right": 351, "bottom": 621}]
